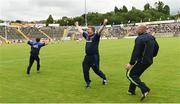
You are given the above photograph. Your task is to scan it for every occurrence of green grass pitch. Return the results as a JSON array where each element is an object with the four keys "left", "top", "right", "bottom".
[{"left": 0, "top": 38, "right": 180, "bottom": 103}]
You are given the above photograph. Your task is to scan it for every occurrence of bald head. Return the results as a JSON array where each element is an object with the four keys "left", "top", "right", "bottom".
[{"left": 136, "top": 25, "right": 147, "bottom": 35}]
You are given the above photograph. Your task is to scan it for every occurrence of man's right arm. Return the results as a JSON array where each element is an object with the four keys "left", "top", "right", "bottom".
[{"left": 39, "top": 42, "right": 46, "bottom": 47}]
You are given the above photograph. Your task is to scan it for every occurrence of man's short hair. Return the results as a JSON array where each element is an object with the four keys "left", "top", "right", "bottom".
[
  {"left": 36, "top": 38, "right": 41, "bottom": 42},
  {"left": 88, "top": 26, "right": 95, "bottom": 32}
]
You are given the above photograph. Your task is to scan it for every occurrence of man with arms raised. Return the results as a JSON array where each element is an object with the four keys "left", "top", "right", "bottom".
[{"left": 75, "top": 19, "right": 108, "bottom": 88}]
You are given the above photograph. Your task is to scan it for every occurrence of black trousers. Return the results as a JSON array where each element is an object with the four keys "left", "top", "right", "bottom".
[
  {"left": 82, "top": 54, "right": 106, "bottom": 84},
  {"left": 27, "top": 55, "right": 40, "bottom": 74},
  {"left": 126, "top": 62, "right": 152, "bottom": 93}
]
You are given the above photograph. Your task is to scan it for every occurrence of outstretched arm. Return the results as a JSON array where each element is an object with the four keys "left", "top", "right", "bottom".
[
  {"left": 27, "top": 40, "right": 33, "bottom": 46},
  {"left": 97, "top": 19, "right": 108, "bottom": 35},
  {"left": 75, "top": 21, "right": 83, "bottom": 34}
]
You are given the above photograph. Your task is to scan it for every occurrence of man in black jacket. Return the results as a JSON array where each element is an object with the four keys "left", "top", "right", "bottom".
[
  {"left": 75, "top": 19, "right": 108, "bottom": 88},
  {"left": 125, "top": 25, "right": 159, "bottom": 101}
]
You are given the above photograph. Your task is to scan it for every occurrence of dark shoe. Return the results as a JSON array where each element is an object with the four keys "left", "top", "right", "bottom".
[
  {"left": 85, "top": 84, "right": 90, "bottom": 89},
  {"left": 26, "top": 71, "right": 30, "bottom": 75},
  {"left": 140, "top": 90, "right": 150, "bottom": 101},
  {"left": 102, "top": 79, "right": 107, "bottom": 85},
  {"left": 85, "top": 82, "right": 90, "bottom": 89},
  {"left": 127, "top": 91, "right": 136, "bottom": 95}
]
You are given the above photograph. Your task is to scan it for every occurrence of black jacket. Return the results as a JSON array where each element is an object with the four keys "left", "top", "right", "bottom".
[{"left": 130, "top": 32, "right": 159, "bottom": 65}]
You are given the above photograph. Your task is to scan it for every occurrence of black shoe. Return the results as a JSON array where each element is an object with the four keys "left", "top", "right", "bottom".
[
  {"left": 26, "top": 71, "right": 30, "bottom": 75},
  {"left": 102, "top": 79, "right": 107, "bottom": 85},
  {"left": 85, "top": 84, "right": 90, "bottom": 89},
  {"left": 85, "top": 83, "right": 90, "bottom": 89},
  {"left": 127, "top": 91, "right": 136, "bottom": 95},
  {"left": 140, "top": 90, "right": 150, "bottom": 101}
]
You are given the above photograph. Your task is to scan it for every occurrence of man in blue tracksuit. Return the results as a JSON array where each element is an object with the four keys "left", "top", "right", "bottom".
[
  {"left": 26, "top": 38, "right": 47, "bottom": 75},
  {"left": 125, "top": 25, "right": 159, "bottom": 101},
  {"left": 75, "top": 19, "right": 108, "bottom": 88}
]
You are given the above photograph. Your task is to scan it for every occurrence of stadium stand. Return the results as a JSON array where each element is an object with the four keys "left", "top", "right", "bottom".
[
  {"left": 0, "top": 20, "right": 179, "bottom": 44},
  {"left": 20, "top": 27, "right": 47, "bottom": 38},
  {"left": 0, "top": 27, "right": 24, "bottom": 40},
  {"left": 40, "top": 26, "right": 64, "bottom": 40}
]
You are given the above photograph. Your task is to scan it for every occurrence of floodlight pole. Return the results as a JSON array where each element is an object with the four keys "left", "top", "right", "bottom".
[
  {"left": 5, "top": 21, "right": 7, "bottom": 39},
  {"left": 85, "top": 0, "right": 87, "bottom": 27}
]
